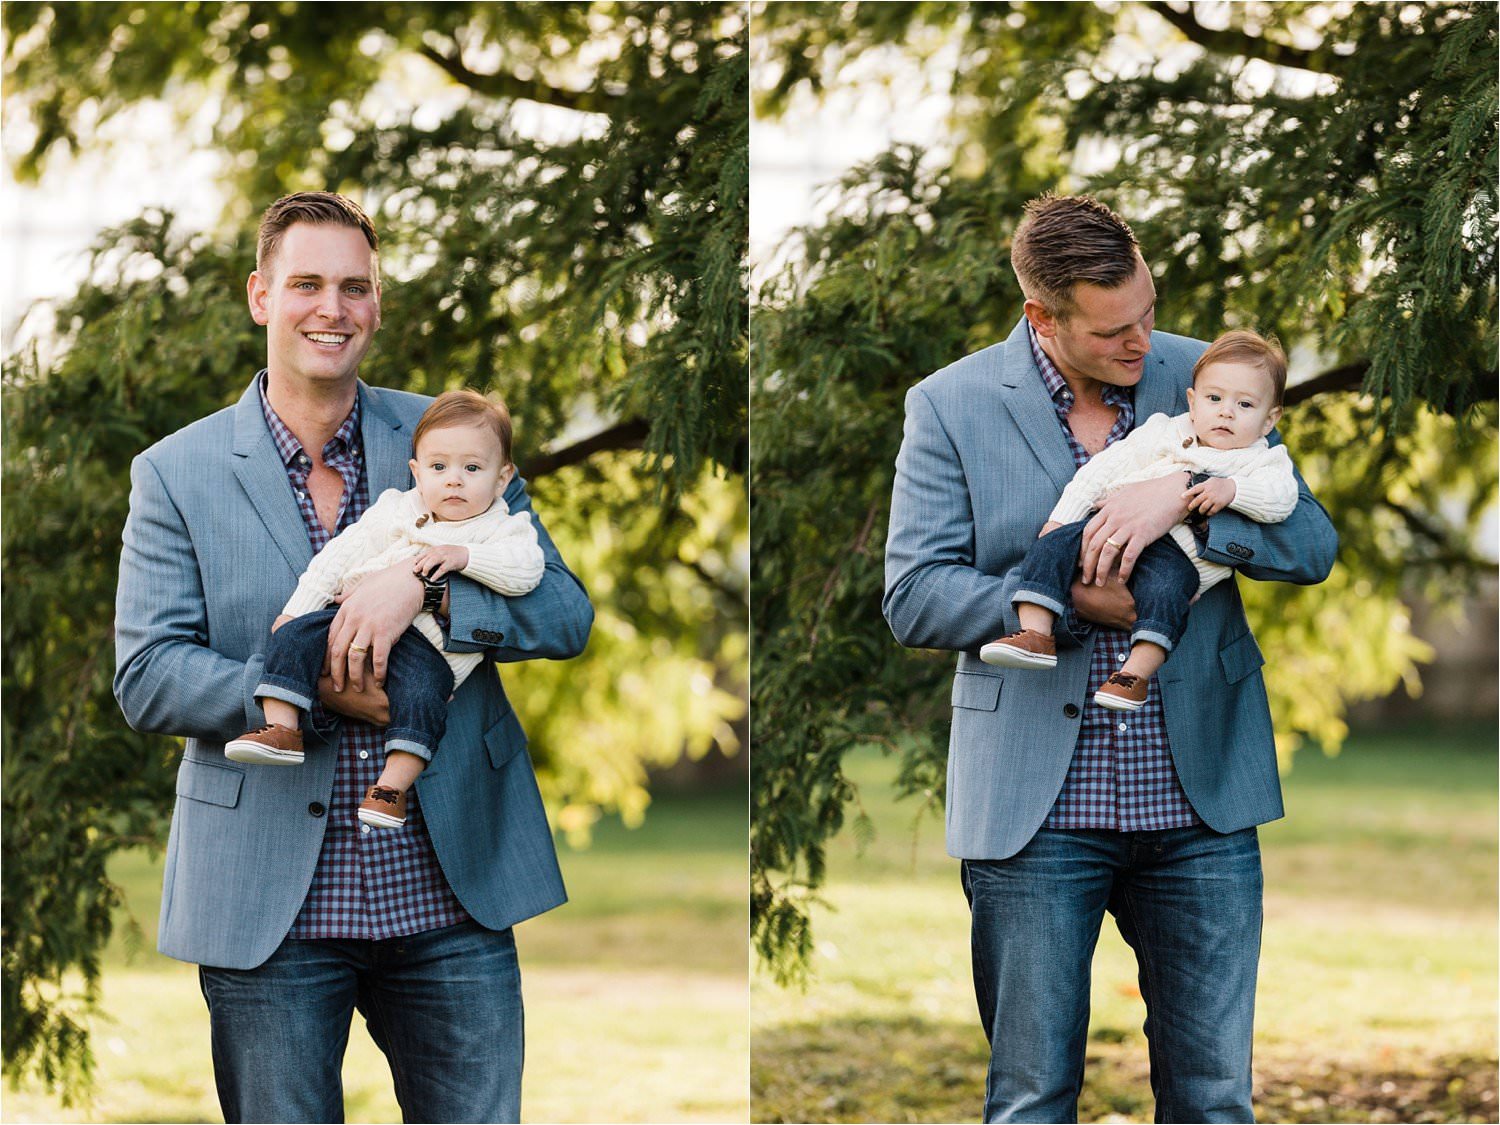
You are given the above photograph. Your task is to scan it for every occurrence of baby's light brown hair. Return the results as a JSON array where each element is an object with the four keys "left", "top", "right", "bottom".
[
  {"left": 413, "top": 390, "right": 515, "bottom": 467},
  {"left": 1192, "top": 330, "right": 1288, "bottom": 405}
]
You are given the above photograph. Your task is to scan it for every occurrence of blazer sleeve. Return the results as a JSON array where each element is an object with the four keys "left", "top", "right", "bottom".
[
  {"left": 883, "top": 384, "right": 1079, "bottom": 652},
  {"left": 1199, "top": 433, "right": 1337, "bottom": 583},
  {"left": 443, "top": 474, "right": 593, "bottom": 662},
  {"left": 113, "top": 453, "right": 268, "bottom": 742}
]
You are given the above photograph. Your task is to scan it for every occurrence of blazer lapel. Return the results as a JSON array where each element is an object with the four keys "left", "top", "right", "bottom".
[
  {"left": 359, "top": 381, "right": 416, "bottom": 497},
  {"left": 231, "top": 377, "right": 314, "bottom": 576},
  {"left": 1133, "top": 348, "right": 1186, "bottom": 427},
  {"left": 995, "top": 319, "right": 1077, "bottom": 493}
]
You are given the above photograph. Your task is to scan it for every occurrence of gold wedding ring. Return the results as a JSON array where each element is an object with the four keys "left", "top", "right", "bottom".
[
  {"left": 1104, "top": 537, "right": 1125, "bottom": 549},
  {"left": 349, "top": 644, "right": 369, "bottom": 654}
]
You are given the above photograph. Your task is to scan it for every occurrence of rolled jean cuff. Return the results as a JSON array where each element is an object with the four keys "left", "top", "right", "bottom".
[
  {"left": 384, "top": 733, "right": 436, "bottom": 763},
  {"left": 1012, "top": 588, "right": 1067, "bottom": 619},
  {"left": 1130, "top": 625, "right": 1176, "bottom": 653},
  {"left": 255, "top": 679, "right": 317, "bottom": 715}
]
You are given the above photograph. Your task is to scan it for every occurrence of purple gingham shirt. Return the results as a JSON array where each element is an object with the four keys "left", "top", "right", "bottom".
[
  {"left": 257, "top": 373, "right": 470, "bottom": 938},
  {"left": 1026, "top": 332, "right": 1201, "bottom": 832}
]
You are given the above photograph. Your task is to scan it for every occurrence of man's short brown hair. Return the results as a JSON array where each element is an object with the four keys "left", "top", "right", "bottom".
[
  {"left": 1010, "top": 194, "right": 1141, "bottom": 318},
  {"left": 256, "top": 191, "right": 379, "bottom": 280},
  {"left": 1192, "top": 330, "right": 1289, "bottom": 406},
  {"left": 412, "top": 389, "right": 516, "bottom": 467}
]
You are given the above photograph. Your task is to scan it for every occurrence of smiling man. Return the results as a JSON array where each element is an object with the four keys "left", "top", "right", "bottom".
[
  {"left": 115, "top": 192, "right": 592, "bottom": 1123},
  {"left": 882, "top": 194, "right": 1337, "bottom": 1123}
]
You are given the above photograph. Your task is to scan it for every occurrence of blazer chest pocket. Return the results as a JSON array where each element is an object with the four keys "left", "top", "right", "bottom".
[
  {"left": 484, "top": 705, "right": 529, "bottom": 769},
  {"left": 951, "top": 671, "right": 1002, "bottom": 712},
  {"left": 1219, "top": 632, "right": 1265, "bottom": 684},
  {"left": 176, "top": 758, "right": 244, "bottom": 808}
]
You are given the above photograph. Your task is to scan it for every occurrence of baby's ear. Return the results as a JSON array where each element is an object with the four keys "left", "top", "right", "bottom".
[
  {"left": 498, "top": 463, "right": 516, "bottom": 490},
  {"left": 1262, "top": 406, "right": 1282, "bottom": 436}
]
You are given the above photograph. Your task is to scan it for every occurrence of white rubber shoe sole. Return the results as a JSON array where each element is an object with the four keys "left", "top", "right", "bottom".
[
  {"left": 1092, "top": 689, "right": 1147, "bottom": 712},
  {"left": 979, "top": 642, "right": 1058, "bottom": 669},
  {"left": 357, "top": 807, "right": 405, "bottom": 829},
  {"left": 224, "top": 741, "right": 304, "bottom": 765}
]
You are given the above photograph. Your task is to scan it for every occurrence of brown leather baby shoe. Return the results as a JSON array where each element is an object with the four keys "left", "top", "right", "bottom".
[
  {"left": 225, "top": 723, "right": 305, "bottom": 765},
  {"left": 358, "top": 785, "right": 408, "bottom": 828},
  {"left": 980, "top": 629, "right": 1058, "bottom": 669},
  {"left": 1094, "top": 672, "right": 1149, "bottom": 711}
]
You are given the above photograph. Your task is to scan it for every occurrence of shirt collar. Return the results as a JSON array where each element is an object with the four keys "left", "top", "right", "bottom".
[
  {"left": 257, "top": 370, "right": 363, "bottom": 468},
  {"left": 1027, "top": 324, "right": 1132, "bottom": 410}
]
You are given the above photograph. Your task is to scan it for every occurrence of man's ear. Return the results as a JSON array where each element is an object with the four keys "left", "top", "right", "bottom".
[
  {"left": 247, "top": 271, "right": 271, "bottom": 326},
  {"left": 1022, "top": 297, "right": 1059, "bottom": 339}
]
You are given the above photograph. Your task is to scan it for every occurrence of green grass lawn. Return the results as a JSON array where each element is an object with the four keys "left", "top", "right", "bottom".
[
  {"left": 3, "top": 785, "right": 749, "bottom": 1124},
  {"left": 752, "top": 723, "right": 1499, "bottom": 1124}
]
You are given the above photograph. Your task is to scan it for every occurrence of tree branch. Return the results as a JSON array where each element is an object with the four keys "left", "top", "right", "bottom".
[
  {"left": 1380, "top": 499, "right": 1492, "bottom": 572},
  {"left": 417, "top": 44, "right": 621, "bottom": 114},
  {"left": 523, "top": 418, "right": 650, "bottom": 479},
  {"left": 1145, "top": 2, "right": 1347, "bottom": 77},
  {"left": 1284, "top": 360, "right": 1369, "bottom": 406}
]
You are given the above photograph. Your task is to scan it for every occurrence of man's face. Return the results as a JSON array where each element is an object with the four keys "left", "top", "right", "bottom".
[
  {"left": 247, "top": 223, "right": 381, "bottom": 389},
  {"left": 1025, "top": 257, "right": 1156, "bottom": 388}
]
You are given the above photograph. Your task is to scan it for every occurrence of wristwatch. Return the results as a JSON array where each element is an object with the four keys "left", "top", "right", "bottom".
[
  {"left": 1184, "top": 470, "right": 1213, "bottom": 536},
  {"left": 420, "top": 574, "right": 448, "bottom": 615}
]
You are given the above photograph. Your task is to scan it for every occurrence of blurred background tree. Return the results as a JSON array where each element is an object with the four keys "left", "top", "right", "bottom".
[
  {"left": 750, "top": 0, "right": 1495, "bottom": 979},
  {"left": 2, "top": 0, "right": 746, "bottom": 1097}
]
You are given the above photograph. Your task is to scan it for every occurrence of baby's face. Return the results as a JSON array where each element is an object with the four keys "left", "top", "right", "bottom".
[
  {"left": 1186, "top": 361, "right": 1282, "bottom": 451},
  {"left": 409, "top": 422, "right": 513, "bottom": 521}
]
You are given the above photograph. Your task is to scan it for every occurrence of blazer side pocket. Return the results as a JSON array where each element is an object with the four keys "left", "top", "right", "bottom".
[
  {"left": 951, "top": 671, "right": 1003, "bottom": 711},
  {"left": 1219, "top": 632, "right": 1266, "bottom": 684},
  {"left": 483, "top": 706, "right": 528, "bottom": 769},
  {"left": 176, "top": 757, "right": 245, "bottom": 808}
]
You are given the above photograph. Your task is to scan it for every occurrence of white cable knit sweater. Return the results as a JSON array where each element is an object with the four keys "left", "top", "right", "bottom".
[
  {"left": 1048, "top": 411, "right": 1299, "bottom": 592},
  {"left": 281, "top": 487, "right": 544, "bottom": 689}
]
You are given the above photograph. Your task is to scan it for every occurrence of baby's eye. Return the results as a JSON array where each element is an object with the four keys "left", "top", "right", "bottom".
[
  {"left": 1239, "top": 401, "right": 1254, "bottom": 409},
  {"left": 431, "top": 462, "right": 446, "bottom": 472},
  {"left": 1206, "top": 394, "right": 1221, "bottom": 402},
  {"left": 466, "top": 464, "right": 482, "bottom": 473}
]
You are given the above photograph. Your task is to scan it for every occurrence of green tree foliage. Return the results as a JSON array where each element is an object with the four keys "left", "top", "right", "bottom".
[
  {"left": 751, "top": 1, "right": 1496, "bottom": 981},
  {"left": 2, "top": 1, "right": 746, "bottom": 1097}
]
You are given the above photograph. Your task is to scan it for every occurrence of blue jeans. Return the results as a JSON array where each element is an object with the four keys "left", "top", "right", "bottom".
[
  {"left": 257, "top": 606, "right": 456, "bottom": 762},
  {"left": 962, "top": 826, "right": 1262, "bottom": 1123},
  {"left": 198, "top": 921, "right": 523, "bottom": 1123},
  {"left": 1012, "top": 519, "right": 1201, "bottom": 652}
]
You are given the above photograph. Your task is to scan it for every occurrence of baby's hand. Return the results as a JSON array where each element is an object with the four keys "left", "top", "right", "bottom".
[
  {"left": 271, "top": 614, "right": 294, "bottom": 633},
  {"left": 1038, "top": 521, "right": 1063, "bottom": 538},
  {"left": 412, "top": 545, "right": 470, "bottom": 581},
  {"left": 1183, "top": 476, "right": 1236, "bottom": 516}
]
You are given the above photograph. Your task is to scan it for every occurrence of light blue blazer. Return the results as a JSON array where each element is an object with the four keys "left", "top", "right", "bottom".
[
  {"left": 115, "top": 377, "right": 594, "bottom": 969},
  {"left": 883, "top": 320, "right": 1338, "bottom": 860}
]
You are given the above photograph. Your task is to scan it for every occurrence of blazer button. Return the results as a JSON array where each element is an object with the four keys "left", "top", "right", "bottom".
[
  {"left": 308, "top": 802, "right": 326, "bottom": 817},
  {"left": 1063, "top": 703, "right": 1080, "bottom": 718}
]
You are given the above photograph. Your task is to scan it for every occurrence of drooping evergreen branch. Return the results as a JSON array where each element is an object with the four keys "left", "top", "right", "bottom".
[
  {"left": 1144, "top": 1, "right": 1348, "bottom": 77},
  {"left": 525, "top": 418, "right": 651, "bottom": 478},
  {"left": 417, "top": 43, "right": 623, "bottom": 114},
  {"left": 1285, "top": 361, "right": 1370, "bottom": 406},
  {"left": 1381, "top": 498, "right": 1494, "bottom": 572}
]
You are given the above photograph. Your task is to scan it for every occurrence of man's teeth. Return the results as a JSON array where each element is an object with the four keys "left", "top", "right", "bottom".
[{"left": 306, "top": 333, "right": 349, "bottom": 345}]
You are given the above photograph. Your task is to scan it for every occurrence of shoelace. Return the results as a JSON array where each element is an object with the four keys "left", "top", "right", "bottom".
[
  {"left": 1108, "top": 673, "right": 1140, "bottom": 688},
  {"left": 367, "top": 786, "right": 402, "bottom": 804}
]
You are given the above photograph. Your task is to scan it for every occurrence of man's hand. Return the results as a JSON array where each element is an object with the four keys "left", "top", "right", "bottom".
[
  {"left": 327, "top": 563, "right": 423, "bottom": 692},
  {"left": 412, "top": 544, "right": 469, "bottom": 581},
  {"left": 1080, "top": 472, "right": 1191, "bottom": 584},
  {"left": 317, "top": 674, "right": 391, "bottom": 726},
  {"left": 1071, "top": 573, "right": 1137, "bottom": 631},
  {"left": 1185, "top": 476, "right": 1236, "bottom": 517}
]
